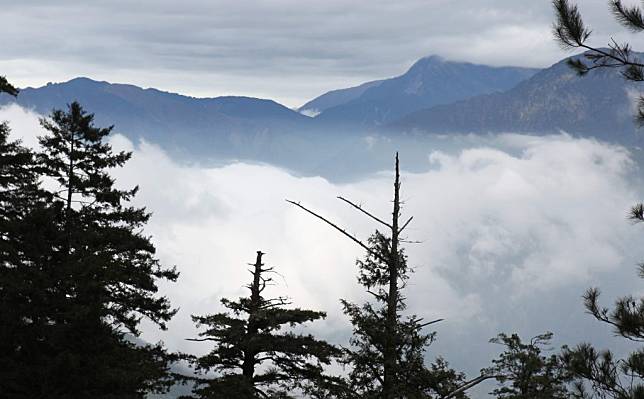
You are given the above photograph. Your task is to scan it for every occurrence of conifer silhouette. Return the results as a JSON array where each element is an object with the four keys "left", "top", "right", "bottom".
[{"left": 187, "top": 251, "right": 340, "bottom": 398}]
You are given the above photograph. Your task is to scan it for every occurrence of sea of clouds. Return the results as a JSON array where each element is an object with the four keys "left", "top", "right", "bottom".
[{"left": 3, "top": 104, "right": 643, "bottom": 394}]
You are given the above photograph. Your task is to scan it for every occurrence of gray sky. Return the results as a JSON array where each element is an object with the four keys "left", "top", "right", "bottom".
[{"left": 4, "top": 0, "right": 644, "bottom": 107}]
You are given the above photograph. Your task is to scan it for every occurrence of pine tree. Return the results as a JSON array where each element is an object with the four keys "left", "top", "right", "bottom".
[
  {"left": 483, "top": 332, "right": 569, "bottom": 399},
  {"left": 339, "top": 231, "right": 466, "bottom": 399},
  {"left": 188, "top": 251, "right": 340, "bottom": 398},
  {"left": 560, "top": 235, "right": 644, "bottom": 399},
  {"left": 553, "top": 4, "right": 644, "bottom": 398},
  {"left": 28, "top": 101, "right": 180, "bottom": 397},
  {"left": 560, "top": 277, "right": 644, "bottom": 399},
  {"left": 0, "top": 124, "right": 47, "bottom": 396},
  {"left": 553, "top": 0, "right": 644, "bottom": 124},
  {"left": 0, "top": 75, "right": 18, "bottom": 97},
  {"left": 288, "top": 154, "right": 467, "bottom": 399},
  {"left": 0, "top": 78, "right": 63, "bottom": 398}
]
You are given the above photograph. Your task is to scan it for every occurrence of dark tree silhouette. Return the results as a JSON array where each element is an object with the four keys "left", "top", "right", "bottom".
[
  {"left": 187, "top": 251, "right": 341, "bottom": 399},
  {"left": 0, "top": 76, "right": 18, "bottom": 97},
  {"left": 0, "top": 78, "right": 61, "bottom": 398},
  {"left": 337, "top": 231, "right": 466, "bottom": 399},
  {"left": 483, "top": 332, "right": 569, "bottom": 399},
  {"left": 20, "top": 101, "right": 179, "bottom": 397},
  {"left": 287, "top": 154, "right": 467, "bottom": 399},
  {"left": 553, "top": 3, "right": 644, "bottom": 398},
  {"left": 560, "top": 261, "right": 644, "bottom": 399}
]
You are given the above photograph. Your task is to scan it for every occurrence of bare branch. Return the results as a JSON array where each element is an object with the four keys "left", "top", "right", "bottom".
[
  {"left": 442, "top": 374, "right": 504, "bottom": 399},
  {"left": 400, "top": 239, "right": 423, "bottom": 244},
  {"left": 337, "top": 196, "right": 392, "bottom": 229},
  {"left": 398, "top": 216, "right": 413, "bottom": 234},
  {"left": 417, "top": 318, "right": 444, "bottom": 329},
  {"left": 285, "top": 199, "right": 389, "bottom": 264}
]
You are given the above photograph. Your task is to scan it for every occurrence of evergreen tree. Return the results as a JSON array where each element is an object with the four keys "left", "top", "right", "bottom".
[
  {"left": 0, "top": 78, "right": 57, "bottom": 398},
  {"left": 188, "top": 251, "right": 340, "bottom": 398},
  {"left": 339, "top": 231, "right": 466, "bottom": 399},
  {"left": 25, "top": 101, "right": 180, "bottom": 398},
  {"left": 553, "top": 4, "right": 644, "bottom": 398},
  {"left": 483, "top": 332, "right": 569, "bottom": 399},
  {"left": 553, "top": 0, "right": 644, "bottom": 123},
  {"left": 560, "top": 255, "right": 644, "bottom": 398},
  {"left": 0, "top": 75, "right": 18, "bottom": 97},
  {"left": 288, "top": 154, "right": 467, "bottom": 399},
  {"left": 560, "top": 276, "right": 644, "bottom": 399}
]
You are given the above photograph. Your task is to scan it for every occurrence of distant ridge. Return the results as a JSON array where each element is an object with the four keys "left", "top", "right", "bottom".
[
  {"left": 390, "top": 52, "right": 643, "bottom": 143},
  {"left": 2, "top": 52, "right": 641, "bottom": 162},
  {"left": 0, "top": 77, "right": 310, "bottom": 157},
  {"left": 298, "top": 79, "right": 383, "bottom": 116},
  {"left": 305, "top": 55, "right": 539, "bottom": 127}
]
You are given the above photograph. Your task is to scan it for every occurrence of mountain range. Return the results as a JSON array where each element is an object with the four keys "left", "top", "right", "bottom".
[
  {"left": 2, "top": 51, "right": 643, "bottom": 164},
  {"left": 302, "top": 55, "right": 539, "bottom": 127},
  {"left": 393, "top": 54, "right": 642, "bottom": 144},
  {"left": 0, "top": 77, "right": 312, "bottom": 159}
]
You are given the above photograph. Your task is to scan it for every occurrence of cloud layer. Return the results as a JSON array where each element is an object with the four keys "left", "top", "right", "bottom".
[
  {"left": 3, "top": 104, "right": 643, "bottom": 393},
  {"left": 3, "top": 1, "right": 644, "bottom": 106}
]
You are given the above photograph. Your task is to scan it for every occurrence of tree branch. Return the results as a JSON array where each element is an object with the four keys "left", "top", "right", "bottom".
[
  {"left": 398, "top": 216, "right": 413, "bottom": 234},
  {"left": 416, "top": 318, "right": 444, "bottom": 330},
  {"left": 337, "top": 196, "right": 392, "bottom": 229},
  {"left": 285, "top": 199, "right": 389, "bottom": 264},
  {"left": 442, "top": 374, "right": 503, "bottom": 399}
]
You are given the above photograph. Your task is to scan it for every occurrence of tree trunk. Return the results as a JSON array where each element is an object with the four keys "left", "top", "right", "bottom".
[
  {"left": 383, "top": 153, "right": 401, "bottom": 399},
  {"left": 65, "top": 129, "right": 75, "bottom": 254},
  {"left": 241, "top": 251, "right": 264, "bottom": 381}
]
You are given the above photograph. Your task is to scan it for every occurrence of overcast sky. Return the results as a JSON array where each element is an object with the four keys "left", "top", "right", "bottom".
[{"left": 4, "top": 0, "right": 644, "bottom": 107}]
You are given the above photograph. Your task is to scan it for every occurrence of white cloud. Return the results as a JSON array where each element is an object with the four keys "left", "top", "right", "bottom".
[
  {"left": 299, "top": 108, "right": 320, "bottom": 118},
  {"left": 3, "top": 105, "right": 642, "bottom": 381},
  {"left": 0, "top": 104, "right": 42, "bottom": 149}
]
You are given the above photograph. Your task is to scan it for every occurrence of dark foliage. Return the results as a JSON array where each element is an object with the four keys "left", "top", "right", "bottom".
[
  {"left": 551, "top": 5, "right": 644, "bottom": 395},
  {"left": 0, "top": 99, "right": 179, "bottom": 398},
  {"left": 0, "top": 102, "right": 57, "bottom": 398},
  {"left": 339, "top": 232, "right": 466, "bottom": 399},
  {"left": 0, "top": 76, "right": 18, "bottom": 97},
  {"left": 288, "top": 155, "right": 469, "bottom": 398},
  {"left": 484, "top": 332, "right": 569, "bottom": 399},
  {"left": 557, "top": 196, "right": 644, "bottom": 398},
  {"left": 187, "top": 251, "right": 341, "bottom": 398},
  {"left": 553, "top": 0, "right": 644, "bottom": 125},
  {"left": 332, "top": 155, "right": 467, "bottom": 399},
  {"left": 561, "top": 268, "right": 644, "bottom": 399}
]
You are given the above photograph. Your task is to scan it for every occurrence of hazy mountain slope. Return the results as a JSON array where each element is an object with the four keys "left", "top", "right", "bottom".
[
  {"left": 298, "top": 79, "right": 383, "bottom": 116},
  {"left": 392, "top": 54, "right": 641, "bottom": 143},
  {"left": 3, "top": 53, "right": 641, "bottom": 171},
  {"left": 0, "top": 77, "right": 312, "bottom": 157},
  {"left": 312, "top": 56, "right": 539, "bottom": 127}
]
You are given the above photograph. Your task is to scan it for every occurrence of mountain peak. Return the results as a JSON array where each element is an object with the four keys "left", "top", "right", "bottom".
[
  {"left": 61, "top": 76, "right": 108, "bottom": 87},
  {"left": 67, "top": 76, "right": 101, "bottom": 84},
  {"left": 406, "top": 55, "right": 447, "bottom": 72},
  {"left": 391, "top": 49, "right": 642, "bottom": 142},
  {"left": 416, "top": 54, "right": 445, "bottom": 64},
  {"left": 309, "top": 55, "right": 539, "bottom": 127}
]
